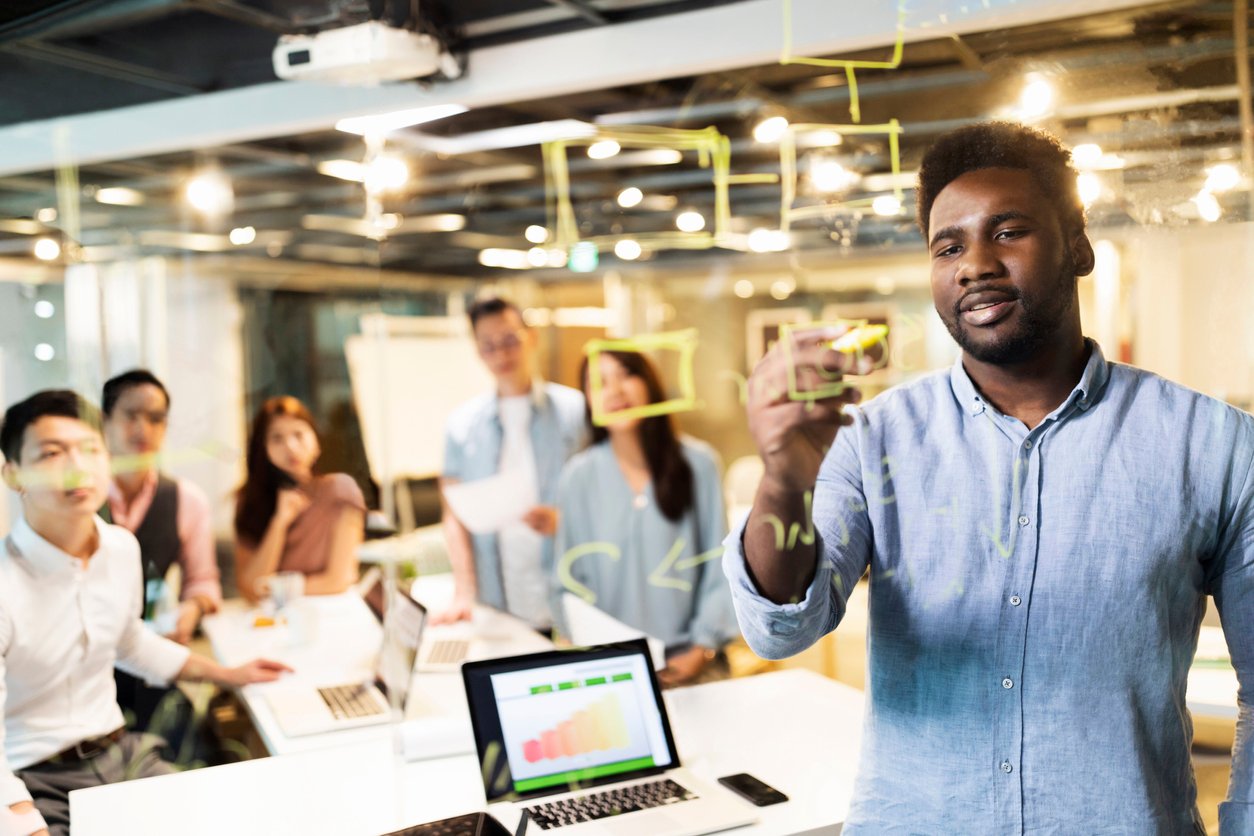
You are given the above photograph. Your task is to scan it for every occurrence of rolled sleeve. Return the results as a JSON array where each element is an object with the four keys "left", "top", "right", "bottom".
[{"left": 721, "top": 514, "right": 837, "bottom": 660}]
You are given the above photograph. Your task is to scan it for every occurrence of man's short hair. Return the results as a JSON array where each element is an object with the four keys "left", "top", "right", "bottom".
[
  {"left": 916, "top": 121, "right": 1085, "bottom": 238},
  {"left": 467, "top": 297, "right": 525, "bottom": 331},
  {"left": 102, "top": 369, "right": 170, "bottom": 416},
  {"left": 1, "top": 390, "right": 103, "bottom": 464}
]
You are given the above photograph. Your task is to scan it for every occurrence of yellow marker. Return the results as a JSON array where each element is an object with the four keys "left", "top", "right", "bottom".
[{"left": 829, "top": 324, "right": 888, "bottom": 354}]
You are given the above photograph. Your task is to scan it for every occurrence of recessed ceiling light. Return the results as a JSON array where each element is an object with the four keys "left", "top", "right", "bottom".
[
  {"left": 614, "top": 239, "right": 642, "bottom": 260},
  {"left": 675, "top": 211, "right": 705, "bottom": 233},
  {"left": 617, "top": 187, "right": 643, "bottom": 208},
  {"left": 185, "top": 171, "right": 233, "bottom": 215},
  {"left": 94, "top": 187, "right": 145, "bottom": 206},
  {"left": 587, "top": 139, "right": 621, "bottom": 160},
  {"left": 753, "top": 116, "right": 789, "bottom": 143},
  {"left": 33, "top": 238, "right": 60, "bottom": 261},
  {"left": 525, "top": 225, "right": 549, "bottom": 244}
]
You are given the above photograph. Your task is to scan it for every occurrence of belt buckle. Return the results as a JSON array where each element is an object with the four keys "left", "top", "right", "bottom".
[{"left": 72, "top": 738, "right": 104, "bottom": 760}]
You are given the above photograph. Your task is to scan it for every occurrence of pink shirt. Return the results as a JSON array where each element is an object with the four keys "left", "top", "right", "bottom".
[
  {"left": 277, "top": 473, "right": 366, "bottom": 575},
  {"left": 107, "top": 471, "right": 222, "bottom": 606}
]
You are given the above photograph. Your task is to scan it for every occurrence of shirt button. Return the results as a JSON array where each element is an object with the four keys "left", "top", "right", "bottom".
[
  {"left": 1023, "top": 440, "right": 1032, "bottom": 449},
  {"left": 1017, "top": 515, "right": 1030, "bottom": 526},
  {"left": 1001, "top": 761, "right": 1013, "bottom": 774},
  {"left": 1009, "top": 595, "right": 1022, "bottom": 606},
  {"left": 1002, "top": 677, "right": 1014, "bottom": 689}
]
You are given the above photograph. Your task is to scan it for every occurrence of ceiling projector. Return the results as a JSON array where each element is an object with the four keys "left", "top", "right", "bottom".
[{"left": 273, "top": 20, "right": 462, "bottom": 85}]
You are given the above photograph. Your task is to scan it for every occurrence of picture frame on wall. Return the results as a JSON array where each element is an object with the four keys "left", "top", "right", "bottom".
[{"left": 745, "top": 307, "right": 809, "bottom": 369}]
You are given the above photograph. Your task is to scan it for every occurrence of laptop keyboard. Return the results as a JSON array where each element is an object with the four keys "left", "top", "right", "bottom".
[
  {"left": 317, "top": 683, "right": 384, "bottom": 719},
  {"left": 425, "top": 639, "right": 470, "bottom": 666},
  {"left": 522, "top": 778, "right": 697, "bottom": 830}
]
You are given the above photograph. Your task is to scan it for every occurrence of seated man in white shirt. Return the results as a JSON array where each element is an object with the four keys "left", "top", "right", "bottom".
[{"left": 0, "top": 390, "right": 291, "bottom": 836}]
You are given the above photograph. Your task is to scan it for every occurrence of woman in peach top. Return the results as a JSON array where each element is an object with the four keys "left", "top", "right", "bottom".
[{"left": 234, "top": 396, "right": 365, "bottom": 601}]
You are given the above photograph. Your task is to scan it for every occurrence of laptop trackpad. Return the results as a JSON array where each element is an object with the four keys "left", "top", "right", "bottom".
[{"left": 603, "top": 812, "right": 681, "bottom": 836}]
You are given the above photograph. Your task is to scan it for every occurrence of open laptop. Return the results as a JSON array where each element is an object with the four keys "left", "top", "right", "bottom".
[
  {"left": 462, "top": 640, "right": 757, "bottom": 835},
  {"left": 264, "top": 579, "right": 425, "bottom": 737}
]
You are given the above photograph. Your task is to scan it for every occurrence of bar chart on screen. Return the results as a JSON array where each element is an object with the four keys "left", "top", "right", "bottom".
[
  {"left": 496, "top": 669, "right": 658, "bottom": 787},
  {"left": 521, "top": 692, "right": 631, "bottom": 762}
]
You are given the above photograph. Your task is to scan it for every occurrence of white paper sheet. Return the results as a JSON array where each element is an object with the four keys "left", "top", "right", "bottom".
[{"left": 441, "top": 469, "right": 536, "bottom": 534}]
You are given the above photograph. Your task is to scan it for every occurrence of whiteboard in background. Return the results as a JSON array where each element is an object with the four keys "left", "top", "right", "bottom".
[{"left": 345, "top": 330, "right": 493, "bottom": 483}]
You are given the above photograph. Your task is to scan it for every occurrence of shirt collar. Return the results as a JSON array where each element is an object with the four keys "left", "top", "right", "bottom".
[
  {"left": 949, "top": 338, "right": 1111, "bottom": 418},
  {"left": 107, "top": 468, "right": 157, "bottom": 514},
  {"left": 8, "top": 514, "right": 108, "bottom": 574}
]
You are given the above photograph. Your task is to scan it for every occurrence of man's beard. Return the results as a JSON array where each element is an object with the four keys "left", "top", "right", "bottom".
[{"left": 941, "top": 256, "right": 1077, "bottom": 365}]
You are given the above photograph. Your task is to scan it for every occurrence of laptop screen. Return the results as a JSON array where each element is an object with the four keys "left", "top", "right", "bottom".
[
  {"left": 462, "top": 640, "right": 680, "bottom": 801},
  {"left": 364, "top": 577, "right": 426, "bottom": 703}
]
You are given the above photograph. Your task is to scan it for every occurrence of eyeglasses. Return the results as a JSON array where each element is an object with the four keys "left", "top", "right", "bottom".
[{"left": 477, "top": 332, "right": 523, "bottom": 355}]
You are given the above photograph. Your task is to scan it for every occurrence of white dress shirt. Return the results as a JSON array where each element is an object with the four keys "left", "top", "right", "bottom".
[
  {"left": 0, "top": 515, "right": 191, "bottom": 806},
  {"left": 495, "top": 394, "right": 551, "bottom": 629}
]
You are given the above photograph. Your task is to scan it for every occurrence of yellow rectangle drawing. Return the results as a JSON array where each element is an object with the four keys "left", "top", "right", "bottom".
[
  {"left": 543, "top": 126, "right": 731, "bottom": 255},
  {"left": 779, "top": 120, "right": 904, "bottom": 234},
  {"left": 779, "top": 320, "right": 889, "bottom": 402},
  {"left": 585, "top": 328, "right": 700, "bottom": 426}
]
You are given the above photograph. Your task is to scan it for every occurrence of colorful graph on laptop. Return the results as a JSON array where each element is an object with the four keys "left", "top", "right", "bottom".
[{"left": 522, "top": 693, "right": 630, "bottom": 762}]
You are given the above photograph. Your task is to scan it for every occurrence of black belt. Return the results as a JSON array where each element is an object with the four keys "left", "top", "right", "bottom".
[{"left": 43, "top": 727, "right": 126, "bottom": 766}]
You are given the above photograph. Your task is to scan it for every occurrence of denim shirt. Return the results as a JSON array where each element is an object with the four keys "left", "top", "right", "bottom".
[
  {"left": 443, "top": 381, "right": 588, "bottom": 614},
  {"left": 724, "top": 341, "right": 1254, "bottom": 834}
]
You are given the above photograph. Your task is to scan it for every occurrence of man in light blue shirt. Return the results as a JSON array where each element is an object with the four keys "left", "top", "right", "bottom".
[
  {"left": 439, "top": 298, "right": 587, "bottom": 629},
  {"left": 724, "top": 121, "right": 1252, "bottom": 833}
]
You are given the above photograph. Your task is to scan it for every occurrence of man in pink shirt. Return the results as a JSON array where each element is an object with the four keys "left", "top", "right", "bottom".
[{"left": 101, "top": 371, "right": 223, "bottom": 739}]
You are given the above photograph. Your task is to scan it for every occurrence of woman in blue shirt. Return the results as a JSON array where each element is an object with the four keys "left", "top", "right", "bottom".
[{"left": 555, "top": 350, "right": 738, "bottom": 686}]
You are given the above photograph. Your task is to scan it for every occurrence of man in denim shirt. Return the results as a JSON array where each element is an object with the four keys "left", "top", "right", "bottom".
[
  {"left": 724, "top": 122, "right": 1252, "bottom": 833},
  {"left": 438, "top": 298, "right": 587, "bottom": 631}
]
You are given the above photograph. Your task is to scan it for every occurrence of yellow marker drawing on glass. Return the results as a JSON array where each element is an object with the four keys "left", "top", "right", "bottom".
[
  {"left": 779, "top": 320, "right": 888, "bottom": 402},
  {"left": 647, "top": 538, "right": 724, "bottom": 593},
  {"left": 778, "top": 120, "right": 904, "bottom": 234},
  {"left": 543, "top": 125, "right": 732, "bottom": 254},
  {"left": 558, "top": 542, "right": 622, "bottom": 605},
  {"left": 585, "top": 329, "right": 700, "bottom": 426},
  {"left": 780, "top": 0, "right": 905, "bottom": 123}
]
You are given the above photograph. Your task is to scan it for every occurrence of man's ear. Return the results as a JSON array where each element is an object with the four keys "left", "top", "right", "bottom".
[
  {"left": 1071, "top": 233, "right": 1096, "bottom": 277},
  {"left": 2, "top": 462, "right": 22, "bottom": 493}
]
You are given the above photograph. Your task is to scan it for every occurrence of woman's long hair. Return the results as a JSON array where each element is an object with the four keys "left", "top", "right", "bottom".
[
  {"left": 580, "top": 351, "right": 693, "bottom": 522},
  {"left": 234, "top": 396, "right": 320, "bottom": 545}
]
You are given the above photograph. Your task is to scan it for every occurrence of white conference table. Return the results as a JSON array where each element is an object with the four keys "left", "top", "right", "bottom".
[
  {"left": 201, "top": 574, "right": 552, "bottom": 757},
  {"left": 71, "top": 668, "right": 863, "bottom": 836},
  {"left": 1187, "top": 625, "right": 1239, "bottom": 722}
]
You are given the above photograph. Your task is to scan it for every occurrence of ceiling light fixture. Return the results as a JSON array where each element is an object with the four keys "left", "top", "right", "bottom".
[
  {"left": 1205, "top": 163, "right": 1241, "bottom": 193},
  {"left": 675, "top": 211, "right": 706, "bottom": 233},
  {"left": 587, "top": 139, "right": 621, "bottom": 160},
  {"left": 316, "top": 159, "right": 366, "bottom": 182},
  {"left": 33, "top": 238, "right": 60, "bottom": 261},
  {"left": 871, "top": 194, "right": 902, "bottom": 216},
  {"left": 1076, "top": 172, "right": 1102, "bottom": 208},
  {"left": 1017, "top": 73, "right": 1054, "bottom": 119},
  {"left": 335, "top": 103, "right": 468, "bottom": 136},
  {"left": 614, "top": 239, "right": 642, "bottom": 260},
  {"left": 617, "top": 187, "right": 644, "bottom": 208},
  {"left": 1193, "top": 190, "right": 1221, "bottom": 222},
  {"left": 363, "top": 154, "right": 409, "bottom": 195},
  {"left": 35, "top": 207, "right": 57, "bottom": 223},
  {"left": 229, "top": 226, "right": 257, "bottom": 245},
  {"left": 94, "top": 187, "right": 145, "bottom": 206},
  {"left": 810, "top": 159, "right": 860, "bottom": 193},
  {"left": 185, "top": 170, "right": 234, "bottom": 216},
  {"left": 525, "top": 225, "right": 549, "bottom": 244},
  {"left": 34, "top": 300, "right": 55, "bottom": 318},
  {"left": 748, "top": 228, "right": 790, "bottom": 253},
  {"left": 733, "top": 279, "right": 754, "bottom": 299},
  {"left": 753, "top": 116, "right": 790, "bottom": 143}
]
